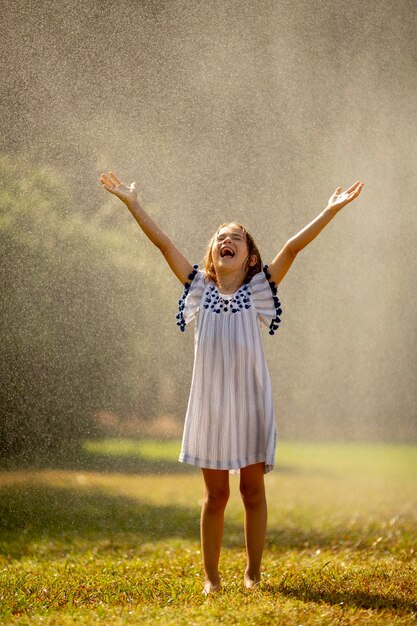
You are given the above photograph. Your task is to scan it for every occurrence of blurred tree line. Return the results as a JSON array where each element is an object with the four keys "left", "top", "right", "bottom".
[{"left": 0, "top": 155, "right": 189, "bottom": 460}]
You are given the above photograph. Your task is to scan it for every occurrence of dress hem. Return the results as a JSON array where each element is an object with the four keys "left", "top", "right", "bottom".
[{"left": 179, "top": 454, "right": 274, "bottom": 474}]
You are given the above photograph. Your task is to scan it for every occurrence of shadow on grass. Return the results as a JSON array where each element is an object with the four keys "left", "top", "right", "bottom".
[
  {"left": 0, "top": 482, "right": 201, "bottom": 558},
  {"left": 268, "top": 582, "right": 417, "bottom": 615}
]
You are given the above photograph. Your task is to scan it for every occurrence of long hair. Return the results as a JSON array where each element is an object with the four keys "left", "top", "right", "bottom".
[{"left": 204, "top": 222, "right": 263, "bottom": 285}]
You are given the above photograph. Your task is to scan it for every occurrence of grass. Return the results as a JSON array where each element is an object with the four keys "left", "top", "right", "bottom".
[{"left": 0, "top": 440, "right": 416, "bottom": 625}]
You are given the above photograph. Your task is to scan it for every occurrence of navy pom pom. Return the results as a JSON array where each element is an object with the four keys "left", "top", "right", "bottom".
[{"left": 187, "top": 266, "right": 198, "bottom": 281}]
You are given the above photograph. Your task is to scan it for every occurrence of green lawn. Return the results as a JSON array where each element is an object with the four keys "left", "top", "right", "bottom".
[{"left": 0, "top": 440, "right": 416, "bottom": 625}]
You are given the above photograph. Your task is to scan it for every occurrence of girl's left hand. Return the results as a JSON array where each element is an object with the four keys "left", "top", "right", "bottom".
[{"left": 327, "top": 181, "right": 365, "bottom": 213}]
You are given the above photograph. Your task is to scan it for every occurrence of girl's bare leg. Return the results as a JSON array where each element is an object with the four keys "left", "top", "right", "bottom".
[
  {"left": 200, "top": 468, "right": 230, "bottom": 593},
  {"left": 239, "top": 463, "right": 267, "bottom": 588}
]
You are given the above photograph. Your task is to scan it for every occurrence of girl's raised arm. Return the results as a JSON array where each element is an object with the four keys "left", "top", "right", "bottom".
[
  {"left": 268, "top": 181, "right": 365, "bottom": 286},
  {"left": 100, "top": 172, "right": 194, "bottom": 285}
]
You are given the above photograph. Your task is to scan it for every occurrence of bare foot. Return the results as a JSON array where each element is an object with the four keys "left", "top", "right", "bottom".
[
  {"left": 244, "top": 571, "right": 260, "bottom": 589},
  {"left": 203, "top": 580, "right": 221, "bottom": 595}
]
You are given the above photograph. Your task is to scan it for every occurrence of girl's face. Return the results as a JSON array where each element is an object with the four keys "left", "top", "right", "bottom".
[{"left": 211, "top": 225, "right": 257, "bottom": 272}]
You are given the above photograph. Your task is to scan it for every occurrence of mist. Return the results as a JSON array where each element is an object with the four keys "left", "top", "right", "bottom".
[{"left": 1, "top": 0, "right": 416, "bottom": 445}]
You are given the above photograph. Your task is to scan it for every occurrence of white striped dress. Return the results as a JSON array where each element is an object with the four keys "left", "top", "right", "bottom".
[{"left": 176, "top": 266, "right": 282, "bottom": 474}]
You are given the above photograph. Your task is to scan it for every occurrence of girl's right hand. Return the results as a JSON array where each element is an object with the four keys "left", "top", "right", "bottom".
[
  {"left": 100, "top": 171, "right": 193, "bottom": 285},
  {"left": 99, "top": 171, "right": 138, "bottom": 207}
]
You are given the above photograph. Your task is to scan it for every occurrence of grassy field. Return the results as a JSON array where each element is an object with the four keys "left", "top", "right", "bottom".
[{"left": 0, "top": 440, "right": 416, "bottom": 625}]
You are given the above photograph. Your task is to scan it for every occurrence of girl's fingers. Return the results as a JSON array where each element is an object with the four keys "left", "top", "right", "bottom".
[
  {"left": 109, "top": 171, "right": 121, "bottom": 185},
  {"left": 100, "top": 173, "right": 113, "bottom": 187},
  {"left": 350, "top": 182, "right": 364, "bottom": 196},
  {"left": 99, "top": 179, "right": 118, "bottom": 196},
  {"left": 100, "top": 182, "right": 115, "bottom": 194},
  {"left": 345, "top": 180, "right": 361, "bottom": 193},
  {"left": 346, "top": 182, "right": 364, "bottom": 203}
]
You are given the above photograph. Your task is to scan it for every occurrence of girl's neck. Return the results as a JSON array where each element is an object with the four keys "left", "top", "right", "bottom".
[{"left": 215, "top": 269, "right": 246, "bottom": 295}]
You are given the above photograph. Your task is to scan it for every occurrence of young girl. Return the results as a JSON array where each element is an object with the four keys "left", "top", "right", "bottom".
[{"left": 99, "top": 171, "right": 364, "bottom": 593}]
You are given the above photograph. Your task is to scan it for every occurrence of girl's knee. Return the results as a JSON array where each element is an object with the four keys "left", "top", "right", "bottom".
[
  {"left": 239, "top": 482, "right": 265, "bottom": 509},
  {"left": 204, "top": 486, "right": 230, "bottom": 512}
]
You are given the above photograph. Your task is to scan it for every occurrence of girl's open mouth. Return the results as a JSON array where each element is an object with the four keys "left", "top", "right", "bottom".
[{"left": 220, "top": 247, "right": 235, "bottom": 258}]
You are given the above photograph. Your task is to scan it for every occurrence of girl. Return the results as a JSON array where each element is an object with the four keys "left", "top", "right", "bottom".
[{"left": 99, "top": 171, "right": 364, "bottom": 593}]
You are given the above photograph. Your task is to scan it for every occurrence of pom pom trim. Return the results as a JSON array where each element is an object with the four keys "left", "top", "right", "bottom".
[
  {"left": 263, "top": 265, "right": 282, "bottom": 335},
  {"left": 176, "top": 265, "right": 199, "bottom": 332}
]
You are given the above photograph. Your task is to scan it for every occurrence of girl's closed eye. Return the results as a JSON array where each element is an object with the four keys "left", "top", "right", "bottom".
[{"left": 217, "top": 233, "right": 243, "bottom": 241}]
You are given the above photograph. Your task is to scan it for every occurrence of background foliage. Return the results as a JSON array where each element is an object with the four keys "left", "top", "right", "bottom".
[{"left": 0, "top": 156, "right": 188, "bottom": 457}]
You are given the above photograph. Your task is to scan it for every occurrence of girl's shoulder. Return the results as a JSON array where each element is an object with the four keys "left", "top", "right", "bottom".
[{"left": 249, "top": 266, "right": 276, "bottom": 288}]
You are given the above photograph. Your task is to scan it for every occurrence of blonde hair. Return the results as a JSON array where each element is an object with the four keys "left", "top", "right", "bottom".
[{"left": 203, "top": 222, "right": 262, "bottom": 285}]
